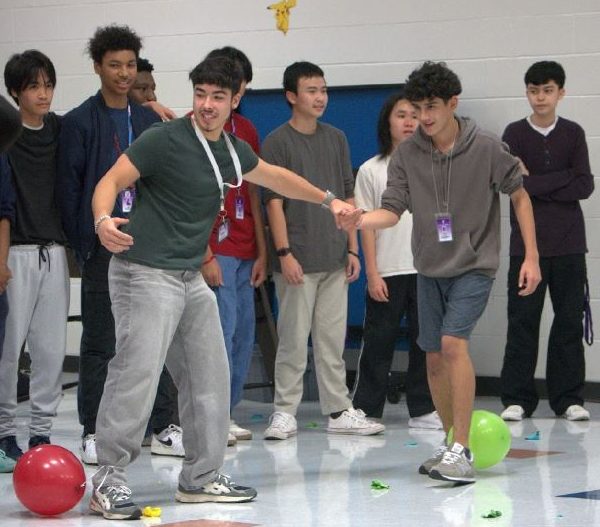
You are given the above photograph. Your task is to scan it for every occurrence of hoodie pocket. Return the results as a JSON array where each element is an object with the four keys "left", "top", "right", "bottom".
[{"left": 414, "top": 232, "right": 478, "bottom": 277}]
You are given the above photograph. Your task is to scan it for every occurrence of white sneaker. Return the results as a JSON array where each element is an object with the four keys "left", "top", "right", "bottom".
[
  {"left": 563, "top": 404, "right": 590, "bottom": 421},
  {"left": 151, "top": 424, "right": 185, "bottom": 457},
  {"left": 227, "top": 433, "right": 237, "bottom": 446},
  {"left": 501, "top": 405, "right": 525, "bottom": 421},
  {"left": 264, "top": 412, "right": 297, "bottom": 440},
  {"left": 327, "top": 408, "right": 385, "bottom": 436},
  {"left": 230, "top": 420, "right": 252, "bottom": 440},
  {"left": 409, "top": 411, "right": 443, "bottom": 430},
  {"left": 80, "top": 433, "right": 98, "bottom": 465}
]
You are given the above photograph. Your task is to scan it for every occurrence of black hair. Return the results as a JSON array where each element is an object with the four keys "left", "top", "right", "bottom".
[
  {"left": 205, "top": 46, "right": 252, "bottom": 83},
  {"left": 87, "top": 24, "right": 142, "bottom": 64},
  {"left": 189, "top": 56, "right": 242, "bottom": 95},
  {"left": 282, "top": 61, "right": 324, "bottom": 94},
  {"left": 404, "top": 61, "right": 462, "bottom": 103},
  {"left": 524, "top": 61, "right": 565, "bottom": 89},
  {"left": 377, "top": 91, "right": 409, "bottom": 158},
  {"left": 4, "top": 49, "right": 56, "bottom": 105},
  {"left": 136, "top": 57, "right": 154, "bottom": 73}
]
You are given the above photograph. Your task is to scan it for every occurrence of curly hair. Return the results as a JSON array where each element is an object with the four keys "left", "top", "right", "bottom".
[
  {"left": 87, "top": 24, "right": 142, "bottom": 64},
  {"left": 136, "top": 57, "right": 154, "bottom": 74},
  {"left": 404, "top": 61, "right": 462, "bottom": 102}
]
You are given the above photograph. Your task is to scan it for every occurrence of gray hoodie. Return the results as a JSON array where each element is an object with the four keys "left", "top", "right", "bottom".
[{"left": 381, "top": 116, "right": 522, "bottom": 278}]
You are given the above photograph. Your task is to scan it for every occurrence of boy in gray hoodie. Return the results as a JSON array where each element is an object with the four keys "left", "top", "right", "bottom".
[{"left": 340, "top": 62, "right": 541, "bottom": 484}]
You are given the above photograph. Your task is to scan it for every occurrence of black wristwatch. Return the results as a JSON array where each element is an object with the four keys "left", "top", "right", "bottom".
[{"left": 276, "top": 247, "right": 292, "bottom": 257}]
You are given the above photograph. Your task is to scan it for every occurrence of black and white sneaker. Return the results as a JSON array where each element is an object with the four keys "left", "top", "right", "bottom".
[
  {"left": 90, "top": 484, "right": 142, "bottom": 520},
  {"left": 151, "top": 424, "right": 185, "bottom": 457},
  {"left": 175, "top": 473, "right": 257, "bottom": 503}
]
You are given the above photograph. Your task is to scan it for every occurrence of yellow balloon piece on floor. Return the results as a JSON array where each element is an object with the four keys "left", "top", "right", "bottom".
[{"left": 142, "top": 506, "right": 162, "bottom": 517}]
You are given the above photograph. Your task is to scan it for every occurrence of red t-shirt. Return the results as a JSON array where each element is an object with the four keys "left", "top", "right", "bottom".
[{"left": 208, "top": 112, "right": 260, "bottom": 259}]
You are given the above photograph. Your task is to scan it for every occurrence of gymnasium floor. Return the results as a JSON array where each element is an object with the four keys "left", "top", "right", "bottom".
[{"left": 2, "top": 387, "right": 600, "bottom": 527}]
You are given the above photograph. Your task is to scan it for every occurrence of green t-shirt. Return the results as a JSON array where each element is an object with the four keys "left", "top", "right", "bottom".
[{"left": 121, "top": 117, "right": 259, "bottom": 270}]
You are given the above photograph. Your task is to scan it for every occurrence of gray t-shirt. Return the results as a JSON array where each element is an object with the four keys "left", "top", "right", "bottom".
[{"left": 262, "top": 122, "right": 354, "bottom": 273}]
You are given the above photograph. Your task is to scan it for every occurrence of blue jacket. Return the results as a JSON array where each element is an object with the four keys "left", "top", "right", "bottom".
[
  {"left": 0, "top": 155, "right": 16, "bottom": 225},
  {"left": 57, "top": 91, "right": 160, "bottom": 262}
]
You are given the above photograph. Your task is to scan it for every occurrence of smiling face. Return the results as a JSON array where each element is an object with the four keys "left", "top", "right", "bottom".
[
  {"left": 12, "top": 70, "right": 54, "bottom": 127},
  {"left": 410, "top": 96, "right": 457, "bottom": 140},
  {"left": 526, "top": 80, "right": 564, "bottom": 125},
  {"left": 286, "top": 75, "right": 328, "bottom": 120},
  {"left": 94, "top": 49, "right": 137, "bottom": 106},
  {"left": 192, "top": 83, "right": 240, "bottom": 141}
]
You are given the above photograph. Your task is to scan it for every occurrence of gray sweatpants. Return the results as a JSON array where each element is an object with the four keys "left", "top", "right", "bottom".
[
  {"left": 0, "top": 244, "right": 69, "bottom": 438},
  {"left": 93, "top": 257, "right": 230, "bottom": 491}
]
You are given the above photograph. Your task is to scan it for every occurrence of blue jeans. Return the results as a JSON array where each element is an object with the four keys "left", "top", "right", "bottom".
[
  {"left": 0, "top": 293, "right": 7, "bottom": 362},
  {"left": 213, "top": 255, "right": 256, "bottom": 410}
]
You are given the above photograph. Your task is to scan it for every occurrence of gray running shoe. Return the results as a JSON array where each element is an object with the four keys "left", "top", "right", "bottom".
[
  {"left": 429, "top": 442, "right": 475, "bottom": 484},
  {"left": 175, "top": 473, "right": 257, "bottom": 503},
  {"left": 90, "top": 484, "right": 142, "bottom": 520},
  {"left": 418, "top": 443, "right": 448, "bottom": 475}
]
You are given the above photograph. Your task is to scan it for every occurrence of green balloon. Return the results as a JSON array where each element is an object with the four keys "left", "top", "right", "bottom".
[{"left": 447, "top": 410, "right": 511, "bottom": 469}]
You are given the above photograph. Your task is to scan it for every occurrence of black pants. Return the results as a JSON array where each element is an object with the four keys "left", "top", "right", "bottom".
[
  {"left": 352, "top": 274, "right": 435, "bottom": 418},
  {"left": 501, "top": 254, "right": 586, "bottom": 416},
  {"left": 77, "top": 246, "right": 178, "bottom": 435}
]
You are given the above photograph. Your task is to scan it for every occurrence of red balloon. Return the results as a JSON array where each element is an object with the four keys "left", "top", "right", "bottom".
[{"left": 13, "top": 445, "right": 86, "bottom": 516}]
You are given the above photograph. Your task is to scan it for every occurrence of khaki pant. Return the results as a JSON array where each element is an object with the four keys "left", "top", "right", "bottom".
[{"left": 273, "top": 268, "right": 351, "bottom": 415}]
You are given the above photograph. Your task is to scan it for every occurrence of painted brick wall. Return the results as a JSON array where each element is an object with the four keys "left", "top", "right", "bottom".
[{"left": 0, "top": 0, "right": 598, "bottom": 380}]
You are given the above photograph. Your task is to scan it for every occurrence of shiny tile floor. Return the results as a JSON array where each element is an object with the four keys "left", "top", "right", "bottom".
[{"left": 3, "top": 387, "right": 600, "bottom": 526}]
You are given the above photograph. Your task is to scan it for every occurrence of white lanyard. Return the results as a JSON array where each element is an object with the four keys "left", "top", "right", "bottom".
[{"left": 191, "top": 115, "right": 243, "bottom": 211}]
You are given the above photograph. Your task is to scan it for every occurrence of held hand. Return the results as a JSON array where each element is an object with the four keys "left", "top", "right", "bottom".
[
  {"left": 346, "top": 253, "right": 361, "bottom": 283},
  {"left": 518, "top": 258, "right": 541, "bottom": 296},
  {"left": 329, "top": 199, "right": 361, "bottom": 230},
  {"left": 97, "top": 217, "right": 133, "bottom": 253},
  {"left": 338, "top": 208, "right": 364, "bottom": 232},
  {"left": 251, "top": 256, "right": 267, "bottom": 287},
  {"left": 281, "top": 254, "right": 304, "bottom": 285},
  {"left": 202, "top": 258, "right": 223, "bottom": 287},
  {"left": 367, "top": 273, "right": 389, "bottom": 302},
  {"left": 0, "top": 264, "right": 12, "bottom": 293}
]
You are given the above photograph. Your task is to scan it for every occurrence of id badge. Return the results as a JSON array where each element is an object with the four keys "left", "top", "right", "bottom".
[
  {"left": 121, "top": 188, "right": 135, "bottom": 213},
  {"left": 435, "top": 213, "right": 453, "bottom": 242},
  {"left": 235, "top": 195, "right": 244, "bottom": 220},
  {"left": 218, "top": 219, "right": 230, "bottom": 243}
]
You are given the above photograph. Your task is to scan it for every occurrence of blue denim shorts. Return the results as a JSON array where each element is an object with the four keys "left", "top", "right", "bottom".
[{"left": 416, "top": 271, "right": 494, "bottom": 352}]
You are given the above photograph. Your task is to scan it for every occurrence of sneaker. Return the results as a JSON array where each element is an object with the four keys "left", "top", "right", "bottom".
[
  {"left": 29, "top": 435, "right": 50, "bottom": 448},
  {"left": 264, "top": 412, "right": 297, "bottom": 440},
  {"left": 429, "top": 442, "right": 475, "bottom": 484},
  {"left": 501, "top": 405, "right": 525, "bottom": 421},
  {"left": 175, "top": 472, "right": 257, "bottom": 503},
  {"left": 0, "top": 449, "right": 16, "bottom": 473},
  {"left": 90, "top": 484, "right": 142, "bottom": 520},
  {"left": 418, "top": 443, "right": 448, "bottom": 475},
  {"left": 0, "top": 435, "right": 23, "bottom": 461},
  {"left": 230, "top": 419, "right": 252, "bottom": 440},
  {"left": 151, "top": 424, "right": 185, "bottom": 457},
  {"left": 563, "top": 404, "right": 590, "bottom": 421},
  {"left": 409, "top": 411, "right": 443, "bottom": 430},
  {"left": 227, "top": 432, "right": 237, "bottom": 446},
  {"left": 327, "top": 408, "right": 385, "bottom": 436},
  {"left": 80, "top": 433, "right": 98, "bottom": 465}
]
